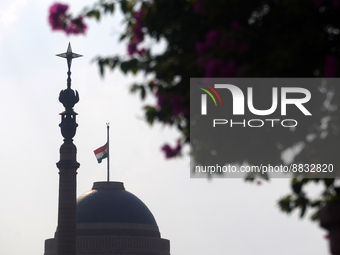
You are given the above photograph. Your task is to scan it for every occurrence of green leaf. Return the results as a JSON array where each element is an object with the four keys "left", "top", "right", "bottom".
[
  {"left": 300, "top": 203, "right": 307, "bottom": 218},
  {"left": 129, "top": 84, "right": 139, "bottom": 94},
  {"left": 278, "top": 195, "right": 293, "bottom": 213},
  {"left": 120, "top": 61, "right": 129, "bottom": 74},
  {"left": 140, "top": 86, "right": 146, "bottom": 100},
  {"left": 324, "top": 178, "right": 334, "bottom": 188},
  {"left": 120, "top": 59, "right": 139, "bottom": 74},
  {"left": 310, "top": 211, "right": 319, "bottom": 221},
  {"left": 99, "top": 62, "right": 104, "bottom": 76},
  {"left": 86, "top": 10, "right": 101, "bottom": 21},
  {"left": 119, "top": 33, "right": 128, "bottom": 41},
  {"left": 103, "top": 3, "right": 115, "bottom": 14},
  {"left": 292, "top": 181, "right": 302, "bottom": 195},
  {"left": 108, "top": 57, "right": 119, "bottom": 70},
  {"left": 120, "top": 0, "right": 128, "bottom": 14},
  {"left": 143, "top": 106, "right": 157, "bottom": 125}
]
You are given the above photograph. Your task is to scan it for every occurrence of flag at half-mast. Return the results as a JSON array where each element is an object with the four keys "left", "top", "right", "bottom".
[{"left": 94, "top": 143, "right": 108, "bottom": 163}]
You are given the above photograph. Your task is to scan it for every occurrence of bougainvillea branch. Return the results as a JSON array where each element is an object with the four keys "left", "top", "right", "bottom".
[{"left": 48, "top": 3, "right": 87, "bottom": 35}]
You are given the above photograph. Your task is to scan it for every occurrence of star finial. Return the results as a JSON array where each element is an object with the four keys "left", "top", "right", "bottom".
[{"left": 56, "top": 43, "right": 82, "bottom": 71}]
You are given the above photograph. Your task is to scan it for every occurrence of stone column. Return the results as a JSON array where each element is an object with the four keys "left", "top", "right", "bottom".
[
  {"left": 56, "top": 142, "right": 79, "bottom": 255},
  {"left": 55, "top": 43, "right": 82, "bottom": 255}
]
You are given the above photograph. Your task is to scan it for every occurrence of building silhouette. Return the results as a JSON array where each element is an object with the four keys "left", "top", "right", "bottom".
[
  {"left": 47, "top": 44, "right": 170, "bottom": 255},
  {"left": 44, "top": 181, "right": 170, "bottom": 255}
]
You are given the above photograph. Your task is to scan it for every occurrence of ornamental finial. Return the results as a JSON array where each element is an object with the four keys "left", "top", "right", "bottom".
[
  {"left": 56, "top": 42, "right": 82, "bottom": 72},
  {"left": 56, "top": 43, "right": 81, "bottom": 141},
  {"left": 56, "top": 43, "right": 82, "bottom": 89}
]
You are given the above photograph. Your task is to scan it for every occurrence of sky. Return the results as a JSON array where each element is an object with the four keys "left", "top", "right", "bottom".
[{"left": 0, "top": 1, "right": 331, "bottom": 255}]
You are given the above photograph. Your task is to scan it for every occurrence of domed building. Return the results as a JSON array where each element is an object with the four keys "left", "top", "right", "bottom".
[{"left": 44, "top": 181, "right": 170, "bottom": 255}]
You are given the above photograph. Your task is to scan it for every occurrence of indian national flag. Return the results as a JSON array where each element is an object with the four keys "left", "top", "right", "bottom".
[{"left": 94, "top": 143, "right": 108, "bottom": 163}]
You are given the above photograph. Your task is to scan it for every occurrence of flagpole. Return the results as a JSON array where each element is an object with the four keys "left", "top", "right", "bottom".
[{"left": 106, "top": 123, "right": 110, "bottom": 182}]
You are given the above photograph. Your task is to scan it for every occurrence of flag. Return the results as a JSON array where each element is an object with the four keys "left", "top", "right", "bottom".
[{"left": 94, "top": 143, "right": 108, "bottom": 163}]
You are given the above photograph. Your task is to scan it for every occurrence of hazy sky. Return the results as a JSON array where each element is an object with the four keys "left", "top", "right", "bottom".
[{"left": 0, "top": 1, "right": 330, "bottom": 255}]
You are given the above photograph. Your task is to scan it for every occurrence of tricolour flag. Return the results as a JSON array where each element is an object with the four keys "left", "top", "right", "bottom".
[{"left": 94, "top": 143, "right": 108, "bottom": 163}]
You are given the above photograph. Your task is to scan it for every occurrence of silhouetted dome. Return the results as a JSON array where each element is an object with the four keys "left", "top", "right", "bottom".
[
  {"left": 45, "top": 181, "right": 170, "bottom": 255},
  {"left": 76, "top": 181, "right": 157, "bottom": 226}
]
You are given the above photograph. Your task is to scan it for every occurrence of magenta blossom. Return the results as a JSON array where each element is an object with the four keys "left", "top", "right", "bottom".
[
  {"left": 324, "top": 54, "right": 338, "bottom": 77},
  {"left": 193, "top": 0, "right": 205, "bottom": 15},
  {"left": 195, "top": 42, "right": 208, "bottom": 55},
  {"left": 221, "top": 39, "right": 238, "bottom": 51},
  {"left": 127, "top": 43, "right": 137, "bottom": 56},
  {"left": 127, "top": 8, "right": 145, "bottom": 56},
  {"left": 132, "top": 26, "right": 144, "bottom": 44},
  {"left": 161, "top": 139, "right": 182, "bottom": 159},
  {"left": 48, "top": 3, "right": 69, "bottom": 30},
  {"left": 204, "top": 58, "right": 224, "bottom": 77},
  {"left": 231, "top": 20, "right": 243, "bottom": 33},
  {"left": 170, "top": 94, "right": 188, "bottom": 116},
  {"left": 312, "top": 0, "right": 324, "bottom": 6},
  {"left": 155, "top": 91, "right": 166, "bottom": 108},
  {"left": 137, "top": 48, "right": 146, "bottom": 56},
  {"left": 332, "top": 0, "right": 340, "bottom": 8},
  {"left": 127, "top": 43, "right": 145, "bottom": 56},
  {"left": 48, "top": 3, "right": 87, "bottom": 35},
  {"left": 133, "top": 9, "right": 143, "bottom": 21},
  {"left": 66, "top": 17, "right": 87, "bottom": 35},
  {"left": 238, "top": 42, "right": 249, "bottom": 54},
  {"left": 221, "top": 60, "right": 239, "bottom": 77},
  {"left": 155, "top": 92, "right": 188, "bottom": 116},
  {"left": 204, "top": 58, "right": 239, "bottom": 77},
  {"left": 205, "top": 30, "right": 219, "bottom": 47}
]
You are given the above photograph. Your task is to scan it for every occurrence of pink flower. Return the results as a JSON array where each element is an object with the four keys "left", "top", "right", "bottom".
[
  {"left": 133, "top": 9, "right": 143, "bottom": 21},
  {"left": 238, "top": 42, "right": 249, "bottom": 54},
  {"left": 312, "top": 0, "right": 324, "bottom": 6},
  {"left": 324, "top": 55, "right": 338, "bottom": 77},
  {"left": 196, "top": 56, "right": 205, "bottom": 67},
  {"left": 170, "top": 95, "right": 184, "bottom": 116},
  {"left": 137, "top": 48, "right": 146, "bottom": 56},
  {"left": 156, "top": 91, "right": 166, "bottom": 108},
  {"left": 231, "top": 20, "right": 243, "bottom": 32},
  {"left": 204, "top": 58, "right": 239, "bottom": 77},
  {"left": 48, "top": 3, "right": 69, "bottom": 30},
  {"left": 127, "top": 43, "right": 137, "bottom": 56},
  {"left": 221, "top": 39, "right": 237, "bottom": 51},
  {"left": 221, "top": 40, "right": 248, "bottom": 53},
  {"left": 195, "top": 42, "right": 208, "bottom": 55},
  {"left": 65, "top": 16, "right": 87, "bottom": 35},
  {"left": 193, "top": 0, "right": 205, "bottom": 15},
  {"left": 206, "top": 30, "right": 219, "bottom": 47},
  {"left": 221, "top": 60, "right": 239, "bottom": 77},
  {"left": 48, "top": 3, "right": 87, "bottom": 35},
  {"left": 161, "top": 140, "right": 182, "bottom": 159},
  {"left": 132, "top": 28, "right": 144, "bottom": 44},
  {"left": 204, "top": 58, "right": 224, "bottom": 77},
  {"left": 127, "top": 8, "right": 145, "bottom": 55},
  {"left": 332, "top": 0, "right": 340, "bottom": 8}
]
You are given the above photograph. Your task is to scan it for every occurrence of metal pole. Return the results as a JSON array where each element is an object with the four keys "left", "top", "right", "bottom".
[{"left": 106, "top": 123, "right": 110, "bottom": 182}]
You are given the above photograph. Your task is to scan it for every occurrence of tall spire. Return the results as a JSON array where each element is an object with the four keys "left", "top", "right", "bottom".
[
  {"left": 56, "top": 43, "right": 82, "bottom": 89},
  {"left": 57, "top": 43, "right": 81, "bottom": 141},
  {"left": 56, "top": 43, "right": 81, "bottom": 255}
]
